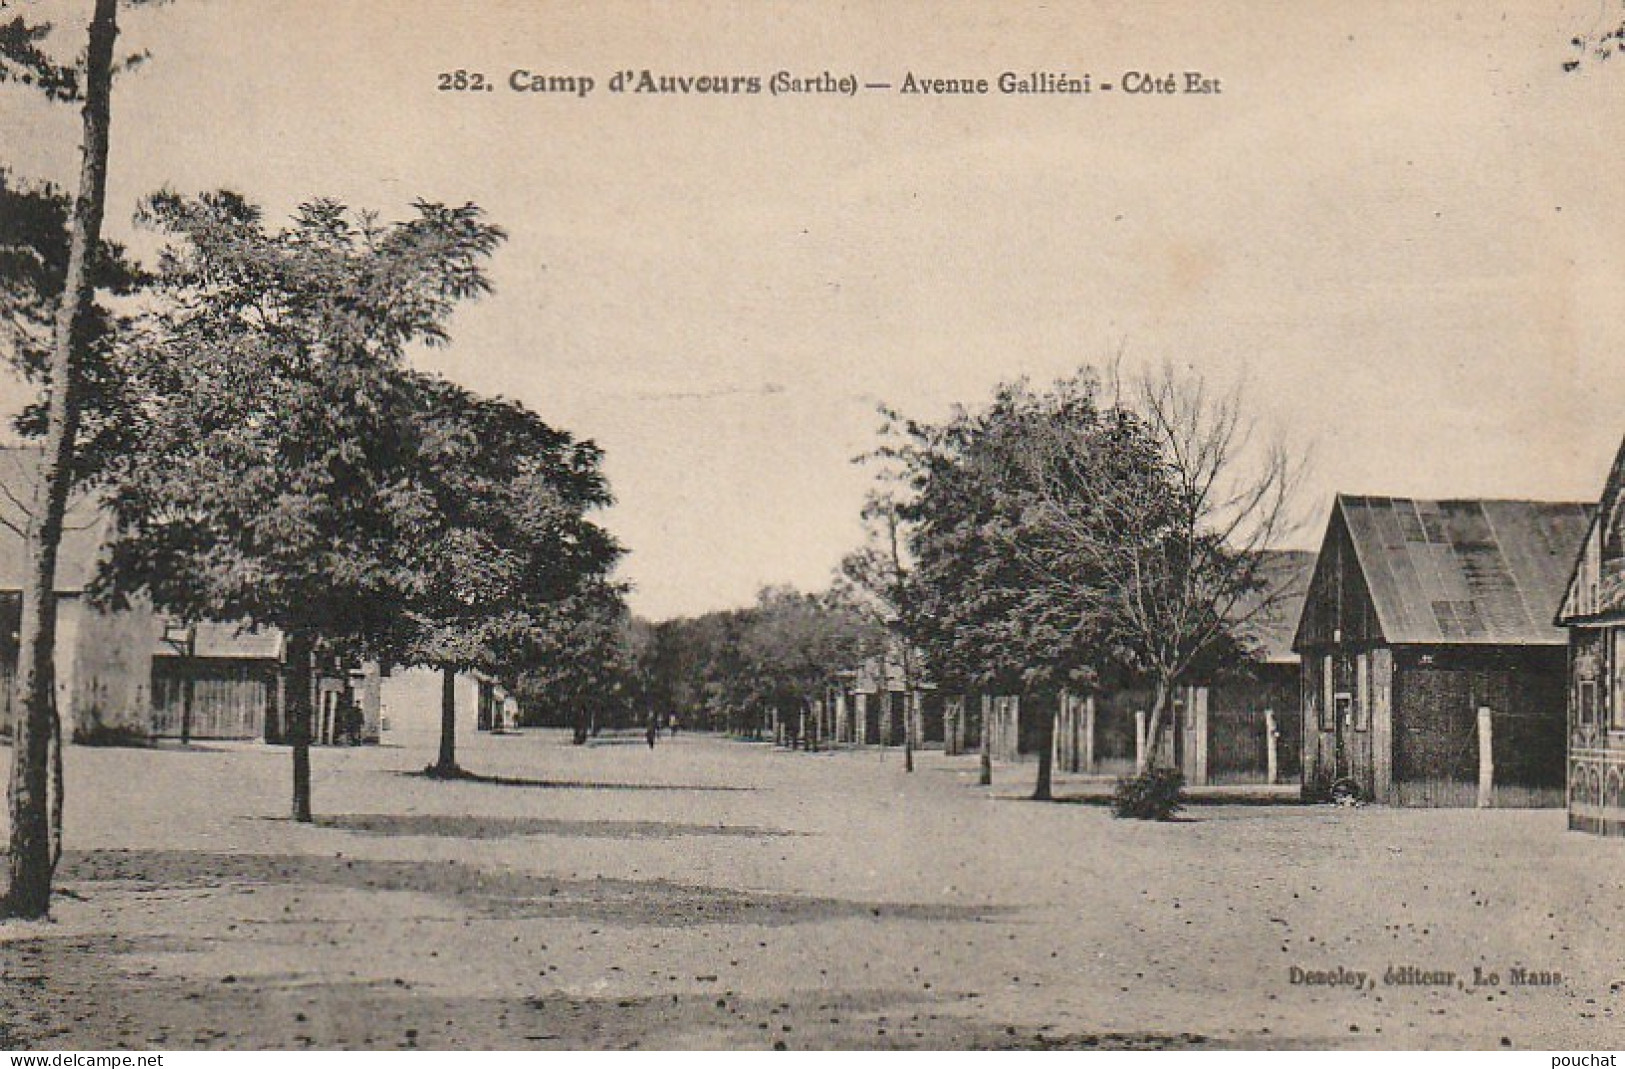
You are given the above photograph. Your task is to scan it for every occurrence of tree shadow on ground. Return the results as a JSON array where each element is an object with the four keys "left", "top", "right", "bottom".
[
  {"left": 57, "top": 849, "right": 1005, "bottom": 927},
  {"left": 311, "top": 813, "right": 795, "bottom": 840},
  {"left": 399, "top": 769, "right": 756, "bottom": 792}
]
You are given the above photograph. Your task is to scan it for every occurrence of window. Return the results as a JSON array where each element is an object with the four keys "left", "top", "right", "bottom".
[
  {"left": 1334, "top": 693, "right": 1354, "bottom": 732},
  {"left": 1579, "top": 679, "right": 1597, "bottom": 727}
]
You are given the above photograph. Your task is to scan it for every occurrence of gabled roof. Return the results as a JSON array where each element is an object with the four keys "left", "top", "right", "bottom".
[
  {"left": 1557, "top": 433, "right": 1625, "bottom": 626},
  {"left": 0, "top": 447, "right": 110, "bottom": 594},
  {"left": 1324, "top": 494, "right": 1591, "bottom": 646},
  {"left": 1234, "top": 549, "right": 1314, "bottom": 663}
]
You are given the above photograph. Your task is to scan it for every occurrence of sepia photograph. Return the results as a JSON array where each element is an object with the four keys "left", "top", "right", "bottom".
[{"left": 2, "top": 0, "right": 1624, "bottom": 1054}]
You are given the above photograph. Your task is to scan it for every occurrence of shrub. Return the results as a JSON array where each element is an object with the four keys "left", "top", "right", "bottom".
[
  {"left": 72, "top": 723, "right": 154, "bottom": 748},
  {"left": 1112, "top": 766, "right": 1185, "bottom": 820}
]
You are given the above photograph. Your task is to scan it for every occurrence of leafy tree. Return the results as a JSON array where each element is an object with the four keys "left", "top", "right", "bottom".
[
  {"left": 648, "top": 609, "right": 758, "bottom": 735},
  {"left": 886, "top": 373, "right": 1152, "bottom": 799},
  {"left": 94, "top": 190, "right": 506, "bottom": 822},
  {"left": 738, "top": 585, "right": 877, "bottom": 751},
  {"left": 394, "top": 373, "right": 620, "bottom": 777},
  {"left": 887, "top": 362, "right": 1303, "bottom": 797},
  {"left": 1, "top": 0, "right": 118, "bottom": 920},
  {"left": 509, "top": 583, "right": 639, "bottom": 744},
  {"left": 1, "top": 169, "right": 145, "bottom": 466}
]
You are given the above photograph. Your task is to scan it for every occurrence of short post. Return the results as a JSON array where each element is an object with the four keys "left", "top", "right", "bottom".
[
  {"left": 1265, "top": 708, "right": 1279, "bottom": 785},
  {"left": 1082, "top": 696, "right": 1096, "bottom": 774},
  {"left": 1134, "top": 709, "right": 1147, "bottom": 772},
  {"left": 979, "top": 694, "right": 992, "bottom": 786},
  {"left": 1477, "top": 706, "right": 1493, "bottom": 808}
]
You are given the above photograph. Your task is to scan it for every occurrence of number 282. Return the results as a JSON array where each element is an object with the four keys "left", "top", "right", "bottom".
[{"left": 437, "top": 70, "right": 487, "bottom": 91}]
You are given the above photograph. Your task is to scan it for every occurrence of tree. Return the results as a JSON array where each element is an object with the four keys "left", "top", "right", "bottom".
[
  {"left": 509, "top": 583, "right": 638, "bottom": 744},
  {"left": 1011, "top": 362, "right": 1305, "bottom": 773},
  {"left": 95, "top": 191, "right": 505, "bottom": 822},
  {"left": 0, "top": 169, "right": 145, "bottom": 464},
  {"left": 737, "top": 586, "right": 876, "bottom": 751},
  {"left": 394, "top": 374, "right": 620, "bottom": 777},
  {"left": 889, "top": 374, "right": 1153, "bottom": 800},
  {"left": 1, "top": 0, "right": 118, "bottom": 920},
  {"left": 644, "top": 609, "right": 756, "bottom": 735},
  {"left": 839, "top": 496, "right": 922, "bottom": 770}
]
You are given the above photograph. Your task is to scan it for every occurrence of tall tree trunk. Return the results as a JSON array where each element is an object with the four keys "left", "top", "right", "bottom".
[
  {"left": 1031, "top": 692, "right": 1055, "bottom": 801},
  {"left": 4, "top": 0, "right": 118, "bottom": 921},
  {"left": 1138, "top": 675, "right": 1172, "bottom": 773},
  {"left": 286, "top": 630, "right": 315, "bottom": 823},
  {"left": 48, "top": 690, "right": 63, "bottom": 874},
  {"left": 978, "top": 695, "right": 992, "bottom": 786},
  {"left": 434, "top": 666, "right": 459, "bottom": 774}
]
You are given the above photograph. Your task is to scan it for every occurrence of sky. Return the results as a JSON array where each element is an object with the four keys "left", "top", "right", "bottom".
[{"left": 4, "top": 0, "right": 1623, "bottom": 620}]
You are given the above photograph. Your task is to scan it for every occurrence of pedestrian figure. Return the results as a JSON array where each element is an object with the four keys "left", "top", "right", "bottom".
[
  {"left": 668, "top": 712, "right": 679, "bottom": 737},
  {"left": 646, "top": 718, "right": 658, "bottom": 749}
]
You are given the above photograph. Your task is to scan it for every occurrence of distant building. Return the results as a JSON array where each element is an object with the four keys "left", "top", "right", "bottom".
[
  {"left": 379, "top": 666, "right": 512, "bottom": 744},
  {"left": 841, "top": 647, "right": 941, "bottom": 748},
  {"left": 150, "top": 620, "right": 284, "bottom": 741},
  {"left": 0, "top": 450, "right": 157, "bottom": 742},
  {"left": 1294, "top": 495, "right": 1589, "bottom": 806},
  {"left": 0, "top": 448, "right": 376, "bottom": 746},
  {"left": 1555, "top": 436, "right": 1625, "bottom": 835},
  {"left": 1044, "top": 549, "right": 1313, "bottom": 785}
]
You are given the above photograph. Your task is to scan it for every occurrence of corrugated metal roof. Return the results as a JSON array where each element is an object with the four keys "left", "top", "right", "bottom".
[
  {"left": 152, "top": 620, "right": 285, "bottom": 661},
  {"left": 1339, "top": 495, "right": 1591, "bottom": 646},
  {"left": 0, "top": 448, "right": 110, "bottom": 593}
]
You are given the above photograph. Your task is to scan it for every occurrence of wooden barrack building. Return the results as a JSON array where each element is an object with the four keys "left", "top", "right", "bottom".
[{"left": 1294, "top": 494, "right": 1589, "bottom": 806}]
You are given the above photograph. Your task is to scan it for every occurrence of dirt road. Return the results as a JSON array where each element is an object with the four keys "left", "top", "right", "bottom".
[{"left": 2, "top": 730, "right": 1621, "bottom": 1049}]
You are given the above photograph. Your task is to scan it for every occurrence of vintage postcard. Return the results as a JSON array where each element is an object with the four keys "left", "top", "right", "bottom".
[{"left": 1, "top": 0, "right": 1623, "bottom": 1055}]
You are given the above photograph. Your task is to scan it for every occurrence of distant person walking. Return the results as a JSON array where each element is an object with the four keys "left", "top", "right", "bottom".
[
  {"left": 645, "top": 716, "right": 659, "bottom": 749},
  {"left": 668, "top": 712, "right": 679, "bottom": 737}
]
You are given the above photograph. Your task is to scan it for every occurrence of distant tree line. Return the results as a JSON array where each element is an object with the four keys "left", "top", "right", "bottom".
[{"left": 637, "top": 586, "right": 879, "bottom": 740}]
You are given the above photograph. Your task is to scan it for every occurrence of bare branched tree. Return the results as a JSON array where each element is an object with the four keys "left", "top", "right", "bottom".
[{"left": 1013, "top": 360, "right": 1310, "bottom": 772}]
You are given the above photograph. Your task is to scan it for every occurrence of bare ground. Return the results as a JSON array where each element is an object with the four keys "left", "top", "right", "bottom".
[{"left": 2, "top": 729, "right": 1623, "bottom": 1049}]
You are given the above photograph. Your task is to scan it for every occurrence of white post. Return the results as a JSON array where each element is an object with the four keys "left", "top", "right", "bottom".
[
  {"left": 1082, "top": 696, "right": 1096, "bottom": 773},
  {"left": 1477, "top": 706, "right": 1493, "bottom": 808},
  {"left": 1134, "top": 709, "right": 1147, "bottom": 772},
  {"left": 1265, "top": 708, "right": 1279, "bottom": 786}
]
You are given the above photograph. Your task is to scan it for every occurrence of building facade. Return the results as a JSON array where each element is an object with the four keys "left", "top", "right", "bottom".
[
  {"left": 1294, "top": 495, "right": 1587, "bottom": 806},
  {"left": 1555, "top": 436, "right": 1625, "bottom": 835}
]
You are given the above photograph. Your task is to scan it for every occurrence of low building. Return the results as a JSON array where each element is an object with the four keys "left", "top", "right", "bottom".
[
  {"left": 1293, "top": 494, "right": 1589, "bottom": 806},
  {"left": 150, "top": 620, "right": 284, "bottom": 741},
  {"left": 0, "top": 448, "right": 379, "bottom": 746},
  {"left": 379, "top": 666, "right": 512, "bottom": 746},
  {"left": 0, "top": 450, "right": 159, "bottom": 743}
]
